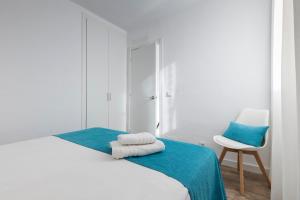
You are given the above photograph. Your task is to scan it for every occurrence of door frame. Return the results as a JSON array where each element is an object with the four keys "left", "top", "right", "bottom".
[
  {"left": 81, "top": 14, "right": 87, "bottom": 129},
  {"left": 127, "top": 39, "right": 163, "bottom": 136}
]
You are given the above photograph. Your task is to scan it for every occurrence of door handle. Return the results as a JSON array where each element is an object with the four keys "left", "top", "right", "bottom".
[{"left": 150, "top": 96, "right": 157, "bottom": 100}]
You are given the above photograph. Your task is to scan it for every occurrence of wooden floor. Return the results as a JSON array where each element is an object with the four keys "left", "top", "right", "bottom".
[{"left": 222, "top": 165, "right": 270, "bottom": 200}]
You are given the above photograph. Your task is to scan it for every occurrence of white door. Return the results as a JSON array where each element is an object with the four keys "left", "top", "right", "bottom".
[
  {"left": 129, "top": 43, "right": 158, "bottom": 134},
  {"left": 86, "top": 16, "right": 109, "bottom": 128}
]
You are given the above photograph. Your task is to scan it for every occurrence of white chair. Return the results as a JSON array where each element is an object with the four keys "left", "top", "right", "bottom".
[{"left": 213, "top": 108, "right": 271, "bottom": 194}]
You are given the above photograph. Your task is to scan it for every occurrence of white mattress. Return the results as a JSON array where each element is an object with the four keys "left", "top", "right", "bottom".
[{"left": 0, "top": 136, "right": 190, "bottom": 200}]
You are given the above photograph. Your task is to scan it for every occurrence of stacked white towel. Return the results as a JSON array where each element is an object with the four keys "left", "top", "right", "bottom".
[
  {"left": 110, "top": 132, "right": 165, "bottom": 159},
  {"left": 110, "top": 140, "right": 165, "bottom": 159},
  {"left": 118, "top": 132, "right": 156, "bottom": 145}
]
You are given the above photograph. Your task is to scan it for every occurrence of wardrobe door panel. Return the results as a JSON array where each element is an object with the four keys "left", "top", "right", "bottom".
[
  {"left": 86, "top": 17, "right": 109, "bottom": 128},
  {"left": 109, "top": 29, "right": 127, "bottom": 131}
]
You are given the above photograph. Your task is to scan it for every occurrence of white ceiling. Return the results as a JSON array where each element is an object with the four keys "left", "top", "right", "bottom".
[{"left": 71, "top": 0, "right": 200, "bottom": 30}]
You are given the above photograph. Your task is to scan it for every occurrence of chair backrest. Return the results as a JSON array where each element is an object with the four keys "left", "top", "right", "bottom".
[{"left": 235, "top": 108, "right": 270, "bottom": 148}]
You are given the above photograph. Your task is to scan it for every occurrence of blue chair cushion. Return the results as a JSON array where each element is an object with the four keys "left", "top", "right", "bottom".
[{"left": 223, "top": 122, "right": 269, "bottom": 147}]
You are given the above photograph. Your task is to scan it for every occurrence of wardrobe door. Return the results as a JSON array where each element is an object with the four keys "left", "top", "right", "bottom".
[
  {"left": 109, "top": 29, "right": 127, "bottom": 131},
  {"left": 86, "top": 17, "right": 109, "bottom": 128}
]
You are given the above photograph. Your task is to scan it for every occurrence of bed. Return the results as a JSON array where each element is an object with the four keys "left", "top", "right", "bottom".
[{"left": 0, "top": 128, "right": 226, "bottom": 200}]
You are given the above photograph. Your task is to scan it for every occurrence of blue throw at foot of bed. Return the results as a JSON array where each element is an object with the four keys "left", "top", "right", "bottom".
[{"left": 55, "top": 128, "right": 227, "bottom": 200}]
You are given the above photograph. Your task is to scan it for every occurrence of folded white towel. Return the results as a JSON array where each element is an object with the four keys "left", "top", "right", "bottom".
[
  {"left": 110, "top": 140, "right": 165, "bottom": 159},
  {"left": 118, "top": 132, "right": 156, "bottom": 145}
]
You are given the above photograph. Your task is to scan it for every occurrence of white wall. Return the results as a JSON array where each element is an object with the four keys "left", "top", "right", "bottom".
[
  {"left": 0, "top": 0, "right": 83, "bottom": 144},
  {"left": 0, "top": 1, "right": 127, "bottom": 145},
  {"left": 129, "top": 0, "right": 272, "bottom": 170}
]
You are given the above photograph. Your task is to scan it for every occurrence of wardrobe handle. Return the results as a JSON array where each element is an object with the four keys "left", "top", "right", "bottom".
[{"left": 107, "top": 93, "right": 112, "bottom": 101}]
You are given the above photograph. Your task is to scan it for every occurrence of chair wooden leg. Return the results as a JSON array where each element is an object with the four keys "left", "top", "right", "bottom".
[
  {"left": 219, "top": 148, "right": 227, "bottom": 164},
  {"left": 253, "top": 151, "right": 271, "bottom": 188},
  {"left": 238, "top": 150, "right": 245, "bottom": 194},
  {"left": 237, "top": 151, "right": 240, "bottom": 171}
]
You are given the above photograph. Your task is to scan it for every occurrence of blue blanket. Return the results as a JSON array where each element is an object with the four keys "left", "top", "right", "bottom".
[{"left": 55, "top": 128, "right": 226, "bottom": 200}]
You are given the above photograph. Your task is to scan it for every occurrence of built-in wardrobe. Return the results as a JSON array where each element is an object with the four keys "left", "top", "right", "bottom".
[{"left": 82, "top": 14, "right": 127, "bottom": 131}]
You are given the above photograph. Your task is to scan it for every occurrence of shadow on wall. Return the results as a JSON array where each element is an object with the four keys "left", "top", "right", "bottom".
[{"left": 161, "top": 62, "right": 177, "bottom": 137}]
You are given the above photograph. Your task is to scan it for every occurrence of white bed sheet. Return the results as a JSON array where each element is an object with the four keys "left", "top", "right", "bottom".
[{"left": 0, "top": 136, "right": 190, "bottom": 200}]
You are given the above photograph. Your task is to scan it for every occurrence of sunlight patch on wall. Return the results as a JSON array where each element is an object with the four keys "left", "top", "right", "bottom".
[{"left": 161, "top": 62, "right": 177, "bottom": 136}]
